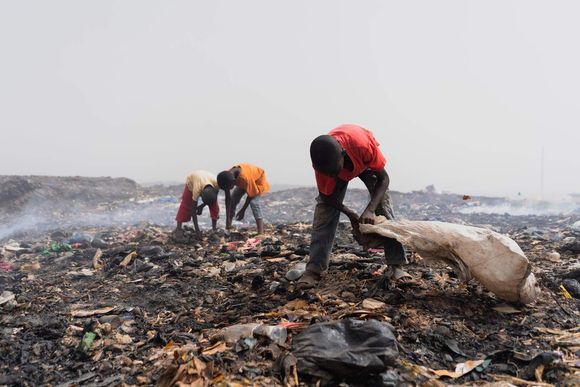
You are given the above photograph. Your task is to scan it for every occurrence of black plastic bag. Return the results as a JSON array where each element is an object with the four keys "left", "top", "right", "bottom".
[{"left": 291, "top": 319, "right": 399, "bottom": 380}]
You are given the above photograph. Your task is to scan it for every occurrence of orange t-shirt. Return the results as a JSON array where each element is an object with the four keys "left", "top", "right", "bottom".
[
  {"left": 315, "top": 124, "right": 387, "bottom": 195},
  {"left": 235, "top": 163, "right": 270, "bottom": 198}
]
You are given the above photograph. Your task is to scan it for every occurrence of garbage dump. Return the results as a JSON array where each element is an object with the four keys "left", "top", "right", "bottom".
[
  {"left": 359, "top": 217, "right": 540, "bottom": 304},
  {"left": 0, "top": 178, "right": 579, "bottom": 385}
]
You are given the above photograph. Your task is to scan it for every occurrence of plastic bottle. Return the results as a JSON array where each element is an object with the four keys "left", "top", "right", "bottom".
[
  {"left": 253, "top": 325, "right": 287, "bottom": 345},
  {"left": 220, "top": 323, "right": 260, "bottom": 344},
  {"left": 218, "top": 323, "right": 287, "bottom": 345}
]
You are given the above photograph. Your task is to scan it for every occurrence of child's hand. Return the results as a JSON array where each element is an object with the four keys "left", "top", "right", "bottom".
[{"left": 359, "top": 209, "right": 376, "bottom": 225}]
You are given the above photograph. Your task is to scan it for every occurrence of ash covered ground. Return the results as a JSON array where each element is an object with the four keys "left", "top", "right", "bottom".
[{"left": 0, "top": 176, "right": 579, "bottom": 386}]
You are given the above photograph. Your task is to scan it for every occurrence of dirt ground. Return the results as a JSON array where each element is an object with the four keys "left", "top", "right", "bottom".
[{"left": 1, "top": 212, "right": 579, "bottom": 386}]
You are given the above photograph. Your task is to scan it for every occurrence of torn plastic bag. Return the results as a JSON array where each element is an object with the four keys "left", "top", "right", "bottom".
[
  {"left": 359, "top": 217, "right": 539, "bottom": 304},
  {"left": 291, "top": 319, "right": 399, "bottom": 380}
]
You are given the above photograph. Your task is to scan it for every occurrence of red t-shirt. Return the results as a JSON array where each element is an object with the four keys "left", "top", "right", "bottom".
[{"left": 314, "top": 124, "right": 387, "bottom": 195}]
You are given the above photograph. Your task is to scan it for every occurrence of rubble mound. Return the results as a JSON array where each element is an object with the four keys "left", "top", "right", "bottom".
[
  {"left": 0, "top": 175, "right": 139, "bottom": 207},
  {"left": 0, "top": 176, "right": 142, "bottom": 237}
]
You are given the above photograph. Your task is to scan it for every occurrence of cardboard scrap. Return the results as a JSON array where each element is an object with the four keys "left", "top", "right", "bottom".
[
  {"left": 120, "top": 251, "right": 137, "bottom": 267},
  {"left": 433, "top": 360, "right": 484, "bottom": 378},
  {"left": 71, "top": 306, "right": 116, "bottom": 317}
]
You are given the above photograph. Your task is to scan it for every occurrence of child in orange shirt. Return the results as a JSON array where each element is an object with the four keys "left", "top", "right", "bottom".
[{"left": 217, "top": 163, "right": 270, "bottom": 234}]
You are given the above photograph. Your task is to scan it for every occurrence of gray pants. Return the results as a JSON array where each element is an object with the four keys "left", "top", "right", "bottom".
[
  {"left": 307, "top": 170, "right": 408, "bottom": 275},
  {"left": 231, "top": 187, "right": 264, "bottom": 220}
]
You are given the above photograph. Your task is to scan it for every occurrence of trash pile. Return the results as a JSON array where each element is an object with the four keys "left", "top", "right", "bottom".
[
  {"left": 2, "top": 175, "right": 578, "bottom": 239},
  {"left": 0, "top": 179, "right": 579, "bottom": 385}
]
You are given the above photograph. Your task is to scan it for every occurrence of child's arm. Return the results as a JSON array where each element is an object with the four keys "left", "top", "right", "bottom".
[
  {"left": 191, "top": 199, "right": 201, "bottom": 236},
  {"left": 235, "top": 195, "right": 253, "bottom": 220},
  {"left": 360, "top": 169, "right": 389, "bottom": 224}
]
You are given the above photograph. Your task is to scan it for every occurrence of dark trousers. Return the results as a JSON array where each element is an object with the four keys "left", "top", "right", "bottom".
[{"left": 307, "top": 170, "right": 408, "bottom": 275}]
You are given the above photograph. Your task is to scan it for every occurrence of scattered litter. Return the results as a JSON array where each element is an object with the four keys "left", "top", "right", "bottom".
[
  {"left": 561, "top": 279, "right": 580, "bottom": 299},
  {"left": 70, "top": 306, "right": 116, "bottom": 317},
  {"left": 433, "top": 359, "right": 484, "bottom": 378},
  {"left": 41, "top": 242, "right": 72, "bottom": 255},
  {"left": 67, "top": 268, "right": 94, "bottom": 277},
  {"left": 560, "top": 284, "right": 572, "bottom": 299},
  {"left": 0, "top": 261, "right": 12, "bottom": 272},
  {"left": 361, "top": 298, "right": 386, "bottom": 310},
  {"left": 285, "top": 262, "right": 306, "bottom": 281},
  {"left": 492, "top": 304, "right": 522, "bottom": 314},
  {"left": 78, "top": 332, "right": 96, "bottom": 352},
  {"left": 201, "top": 341, "right": 227, "bottom": 355},
  {"left": 0, "top": 291, "right": 15, "bottom": 306},
  {"left": 20, "top": 261, "right": 41, "bottom": 272},
  {"left": 0, "top": 182, "right": 577, "bottom": 385},
  {"left": 92, "top": 248, "right": 103, "bottom": 270},
  {"left": 156, "top": 357, "right": 211, "bottom": 387},
  {"left": 214, "top": 323, "right": 287, "bottom": 346},
  {"left": 120, "top": 251, "right": 137, "bottom": 267}
]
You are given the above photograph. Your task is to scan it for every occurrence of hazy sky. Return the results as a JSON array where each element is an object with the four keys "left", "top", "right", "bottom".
[{"left": 1, "top": 1, "right": 578, "bottom": 198}]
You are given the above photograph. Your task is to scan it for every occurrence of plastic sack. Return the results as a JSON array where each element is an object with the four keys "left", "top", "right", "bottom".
[
  {"left": 359, "top": 217, "right": 539, "bottom": 304},
  {"left": 291, "top": 319, "right": 399, "bottom": 380}
]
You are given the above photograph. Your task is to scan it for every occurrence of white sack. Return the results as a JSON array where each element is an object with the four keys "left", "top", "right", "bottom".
[{"left": 359, "top": 217, "right": 539, "bottom": 304}]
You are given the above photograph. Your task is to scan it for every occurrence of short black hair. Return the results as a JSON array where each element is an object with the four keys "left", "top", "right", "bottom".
[
  {"left": 200, "top": 186, "right": 218, "bottom": 205},
  {"left": 310, "top": 135, "right": 343, "bottom": 175},
  {"left": 217, "top": 171, "right": 235, "bottom": 190}
]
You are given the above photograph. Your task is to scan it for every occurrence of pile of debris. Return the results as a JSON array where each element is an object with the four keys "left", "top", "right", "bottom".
[
  {"left": 6, "top": 175, "right": 578, "bottom": 241},
  {"left": 1, "top": 214, "right": 579, "bottom": 385},
  {"left": 1, "top": 177, "right": 579, "bottom": 385}
]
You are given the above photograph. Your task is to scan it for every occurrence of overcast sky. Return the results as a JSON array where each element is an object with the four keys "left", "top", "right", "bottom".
[{"left": 1, "top": 1, "right": 578, "bottom": 198}]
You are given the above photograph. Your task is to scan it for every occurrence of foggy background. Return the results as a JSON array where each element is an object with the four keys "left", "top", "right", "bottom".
[{"left": 1, "top": 1, "right": 579, "bottom": 198}]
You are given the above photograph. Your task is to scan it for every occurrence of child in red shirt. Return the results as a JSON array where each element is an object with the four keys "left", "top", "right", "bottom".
[{"left": 298, "top": 124, "right": 408, "bottom": 289}]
